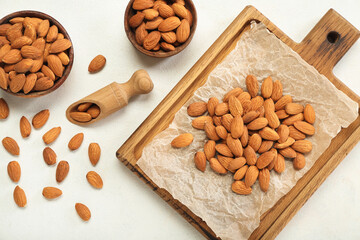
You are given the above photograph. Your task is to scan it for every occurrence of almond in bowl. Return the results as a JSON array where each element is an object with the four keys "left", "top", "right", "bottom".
[
  {"left": 125, "top": 0, "right": 197, "bottom": 58},
  {"left": 0, "top": 10, "right": 74, "bottom": 98}
]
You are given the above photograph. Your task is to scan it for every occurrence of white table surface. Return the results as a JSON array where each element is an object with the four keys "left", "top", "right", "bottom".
[{"left": 0, "top": 0, "right": 359, "bottom": 239}]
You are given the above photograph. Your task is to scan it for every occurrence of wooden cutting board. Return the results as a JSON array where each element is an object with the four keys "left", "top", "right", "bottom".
[{"left": 117, "top": 6, "right": 360, "bottom": 239}]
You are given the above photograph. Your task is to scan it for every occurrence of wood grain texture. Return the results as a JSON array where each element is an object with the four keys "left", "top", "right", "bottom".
[
  {"left": 0, "top": 10, "right": 74, "bottom": 98},
  {"left": 117, "top": 5, "right": 360, "bottom": 240}
]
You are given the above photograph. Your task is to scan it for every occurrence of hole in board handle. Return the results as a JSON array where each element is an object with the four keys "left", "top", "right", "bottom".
[{"left": 327, "top": 31, "right": 340, "bottom": 44}]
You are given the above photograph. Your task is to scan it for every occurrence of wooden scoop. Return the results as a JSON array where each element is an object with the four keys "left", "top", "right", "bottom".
[{"left": 66, "top": 69, "right": 154, "bottom": 126}]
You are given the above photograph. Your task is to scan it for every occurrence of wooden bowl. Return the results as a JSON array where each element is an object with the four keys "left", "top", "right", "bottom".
[
  {"left": 0, "top": 10, "right": 74, "bottom": 98},
  {"left": 124, "top": 0, "right": 197, "bottom": 58}
]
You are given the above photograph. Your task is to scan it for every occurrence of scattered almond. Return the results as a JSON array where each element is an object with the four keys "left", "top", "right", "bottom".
[
  {"left": 20, "top": 116, "right": 31, "bottom": 138},
  {"left": 2, "top": 137, "right": 20, "bottom": 155},
  {"left": 13, "top": 186, "right": 27, "bottom": 207},
  {"left": 88, "top": 55, "right": 106, "bottom": 73},
  {"left": 32, "top": 109, "right": 50, "bottom": 129},
  {"left": 194, "top": 151, "right": 206, "bottom": 172},
  {"left": 88, "top": 143, "right": 101, "bottom": 166},
  {"left": 7, "top": 161, "right": 21, "bottom": 182},
  {"left": 42, "top": 187, "right": 62, "bottom": 199},
  {"left": 0, "top": 98, "right": 10, "bottom": 119},
  {"left": 86, "top": 171, "right": 103, "bottom": 189},
  {"left": 75, "top": 203, "right": 91, "bottom": 221},
  {"left": 68, "top": 133, "right": 84, "bottom": 150},
  {"left": 56, "top": 161, "right": 69, "bottom": 183},
  {"left": 43, "top": 147, "right": 57, "bottom": 165},
  {"left": 232, "top": 181, "right": 252, "bottom": 195},
  {"left": 43, "top": 127, "right": 61, "bottom": 145}
]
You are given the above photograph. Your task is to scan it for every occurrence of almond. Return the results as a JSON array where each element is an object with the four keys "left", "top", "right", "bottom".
[
  {"left": 129, "top": 12, "right": 146, "bottom": 29},
  {"left": 11, "top": 36, "right": 32, "bottom": 49},
  {"left": 43, "top": 127, "right": 61, "bottom": 145},
  {"left": 160, "top": 42, "right": 175, "bottom": 51},
  {"left": 34, "top": 76, "right": 54, "bottom": 91},
  {"left": 240, "top": 126, "right": 249, "bottom": 147},
  {"left": 228, "top": 157, "right": 246, "bottom": 172},
  {"left": 275, "top": 95, "right": 292, "bottom": 111},
  {"left": 47, "top": 55, "right": 64, "bottom": 77},
  {"left": 291, "top": 140, "right": 312, "bottom": 153},
  {"left": 21, "top": 45, "right": 43, "bottom": 59},
  {"left": 88, "top": 54, "right": 107, "bottom": 73},
  {"left": 0, "top": 98, "right": 9, "bottom": 119},
  {"left": 36, "top": 72, "right": 45, "bottom": 79},
  {"left": 194, "top": 151, "right": 206, "bottom": 172},
  {"left": 3, "top": 49, "right": 22, "bottom": 64},
  {"left": 274, "top": 152, "right": 285, "bottom": 173},
  {"left": 212, "top": 116, "right": 221, "bottom": 126},
  {"left": 243, "top": 111, "right": 260, "bottom": 124},
  {"left": 77, "top": 102, "right": 92, "bottom": 112},
  {"left": 258, "top": 106, "right": 266, "bottom": 118},
  {"left": 244, "top": 145, "right": 257, "bottom": 165},
  {"left": 247, "top": 117, "right": 268, "bottom": 130},
  {"left": 202, "top": 139, "right": 215, "bottom": 160},
  {"left": 133, "top": 0, "right": 154, "bottom": 10},
  {"left": 241, "top": 99, "right": 252, "bottom": 113},
  {"left": 176, "top": 19, "right": 190, "bottom": 43},
  {"left": 285, "top": 103, "right": 304, "bottom": 115},
  {"left": 2, "top": 137, "right": 20, "bottom": 155},
  {"left": 46, "top": 25, "right": 58, "bottom": 42},
  {"left": 265, "top": 111, "right": 280, "bottom": 129},
  {"left": 293, "top": 152, "right": 306, "bottom": 170},
  {"left": 228, "top": 95, "right": 243, "bottom": 117},
  {"left": 143, "top": 9, "right": 159, "bottom": 20},
  {"left": 9, "top": 17, "right": 24, "bottom": 24},
  {"left": 158, "top": 16, "right": 181, "bottom": 32},
  {"left": 209, "top": 158, "right": 227, "bottom": 174},
  {"left": 264, "top": 98, "right": 275, "bottom": 113},
  {"left": 14, "top": 59, "right": 34, "bottom": 73},
  {"left": 261, "top": 76, "right": 273, "bottom": 98},
  {"left": 68, "top": 133, "right": 84, "bottom": 151},
  {"left": 41, "top": 65, "right": 55, "bottom": 81},
  {"left": 221, "top": 114, "right": 233, "bottom": 131},
  {"left": 70, "top": 112, "right": 92, "bottom": 122},
  {"left": 232, "top": 181, "right": 252, "bottom": 195},
  {"left": 6, "top": 23, "right": 22, "bottom": 42},
  {"left": 0, "top": 44, "right": 11, "bottom": 60},
  {"left": 172, "top": 3, "right": 188, "bottom": 18},
  {"left": 282, "top": 113, "right": 304, "bottom": 125},
  {"left": 43, "top": 43, "right": 51, "bottom": 61},
  {"left": 245, "top": 75, "right": 259, "bottom": 97},
  {"left": 229, "top": 115, "right": 243, "bottom": 138},
  {"left": 294, "top": 121, "right": 315, "bottom": 135},
  {"left": 215, "top": 102, "right": 229, "bottom": 116},
  {"left": 215, "top": 144, "right": 233, "bottom": 157},
  {"left": 49, "top": 39, "right": 72, "bottom": 53},
  {"left": 43, "top": 147, "right": 57, "bottom": 165},
  {"left": 88, "top": 143, "right": 101, "bottom": 166},
  {"left": 7, "top": 161, "right": 21, "bottom": 182},
  {"left": 9, "top": 73, "right": 25, "bottom": 93},
  {"left": 13, "top": 186, "right": 27, "bottom": 207},
  {"left": 204, "top": 122, "right": 220, "bottom": 141},
  {"left": 279, "top": 147, "right": 296, "bottom": 158},
  {"left": 304, "top": 104, "right": 316, "bottom": 124},
  {"left": 224, "top": 88, "right": 243, "bottom": 102},
  {"left": 161, "top": 31, "right": 176, "bottom": 44},
  {"left": 245, "top": 165, "right": 259, "bottom": 187},
  {"left": 234, "top": 165, "right": 248, "bottom": 180},
  {"left": 0, "top": 24, "right": 11, "bottom": 36},
  {"left": 250, "top": 96, "right": 264, "bottom": 111},
  {"left": 259, "top": 127, "right": 280, "bottom": 141},
  {"left": 58, "top": 52, "right": 70, "bottom": 65},
  {"left": 37, "top": 19, "right": 50, "bottom": 37},
  {"left": 258, "top": 140, "right": 273, "bottom": 154},
  {"left": 248, "top": 133, "right": 262, "bottom": 152},
  {"left": 23, "top": 24, "right": 37, "bottom": 42},
  {"left": 56, "top": 161, "right": 69, "bottom": 183},
  {"left": 184, "top": 9, "right": 193, "bottom": 26},
  {"left": 145, "top": 16, "right": 163, "bottom": 30},
  {"left": 23, "top": 17, "right": 42, "bottom": 30},
  {"left": 159, "top": 4, "right": 175, "bottom": 18},
  {"left": 171, "top": 133, "right": 193, "bottom": 148},
  {"left": 277, "top": 124, "right": 289, "bottom": 143},
  {"left": 256, "top": 151, "right": 275, "bottom": 169},
  {"left": 217, "top": 155, "right": 233, "bottom": 170},
  {"left": 288, "top": 125, "right": 306, "bottom": 140},
  {"left": 274, "top": 137, "right": 295, "bottom": 149},
  {"left": 19, "top": 116, "right": 31, "bottom": 138},
  {"left": 215, "top": 125, "right": 227, "bottom": 139},
  {"left": 226, "top": 134, "right": 243, "bottom": 157},
  {"left": 32, "top": 109, "right": 50, "bottom": 129},
  {"left": 192, "top": 116, "right": 212, "bottom": 130},
  {"left": 0, "top": 67, "right": 8, "bottom": 89},
  {"left": 143, "top": 31, "right": 161, "bottom": 50},
  {"left": 42, "top": 187, "right": 62, "bottom": 199},
  {"left": 271, "top": 80, "right": 283, "bottom": 101},
  {"left": 135, "top": 22, "right": 148, "bottom": 45},
  {"left": 259, "top": 168, "right": 270, "bottom": 192},
  {"left": 153, "top": 0, "right": 166, "bottom": 10},
  {"left": 86, "top": 171, "right": 103, "bottom": 189},
  {"left": 23, "top": 73, "right": 37, "bottom": 94},
  {"left": 32, "top": 37, "right": 46, "bottom": 51},
  {"left": 75, "top": 203, "right": 91, "bottom": 221}
]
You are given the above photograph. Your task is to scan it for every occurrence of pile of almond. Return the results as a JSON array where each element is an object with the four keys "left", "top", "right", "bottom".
[
  {"left": 69, "top": 102, "right": 101, "bottom": 123},
  {"left": 129, "top": 0, "right": 193, "bottom": 52},
  {"left": 0, "top": 97, "right": 102, "bottom": 221},
  {"left": 171, "top": 75, "right": 316, "bottom": 195},
  {"left": 0, "top": 16, "right": 72, "bottom": 94}
]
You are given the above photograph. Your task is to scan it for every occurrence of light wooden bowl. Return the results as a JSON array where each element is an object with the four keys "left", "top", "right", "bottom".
[
  {"left": 0, "top": 10, "right": 74, "bottom": 98},
  {"left": 124, "top": 0, "right": 197, "bottom": 58}
]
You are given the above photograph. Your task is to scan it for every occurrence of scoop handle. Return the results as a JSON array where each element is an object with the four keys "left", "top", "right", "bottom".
[{"left": 66, "top": 69, "right": 154, "bottom": 126}]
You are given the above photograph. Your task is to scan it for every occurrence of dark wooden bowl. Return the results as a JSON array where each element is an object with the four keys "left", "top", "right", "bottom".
[
  {"left": 0, "top": 10, "right": 74, "bottom": 98},
  {"left": 124, "top": 0, "right": 197, "bottom": 58}
]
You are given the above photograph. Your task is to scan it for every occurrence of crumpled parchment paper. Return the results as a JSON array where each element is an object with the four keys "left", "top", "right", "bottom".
[{"left": 137, "top": 22, "right": 359, "bottom": 240}]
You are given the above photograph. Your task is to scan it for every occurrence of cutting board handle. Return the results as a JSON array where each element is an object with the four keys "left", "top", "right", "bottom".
[{"left": 296, "top": 9, "right": 360, "bottom": 75}]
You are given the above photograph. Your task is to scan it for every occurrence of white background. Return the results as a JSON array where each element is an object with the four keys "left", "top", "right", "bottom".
[{"left": 0, "top": 0, "right": 359, "bottom": 239}]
